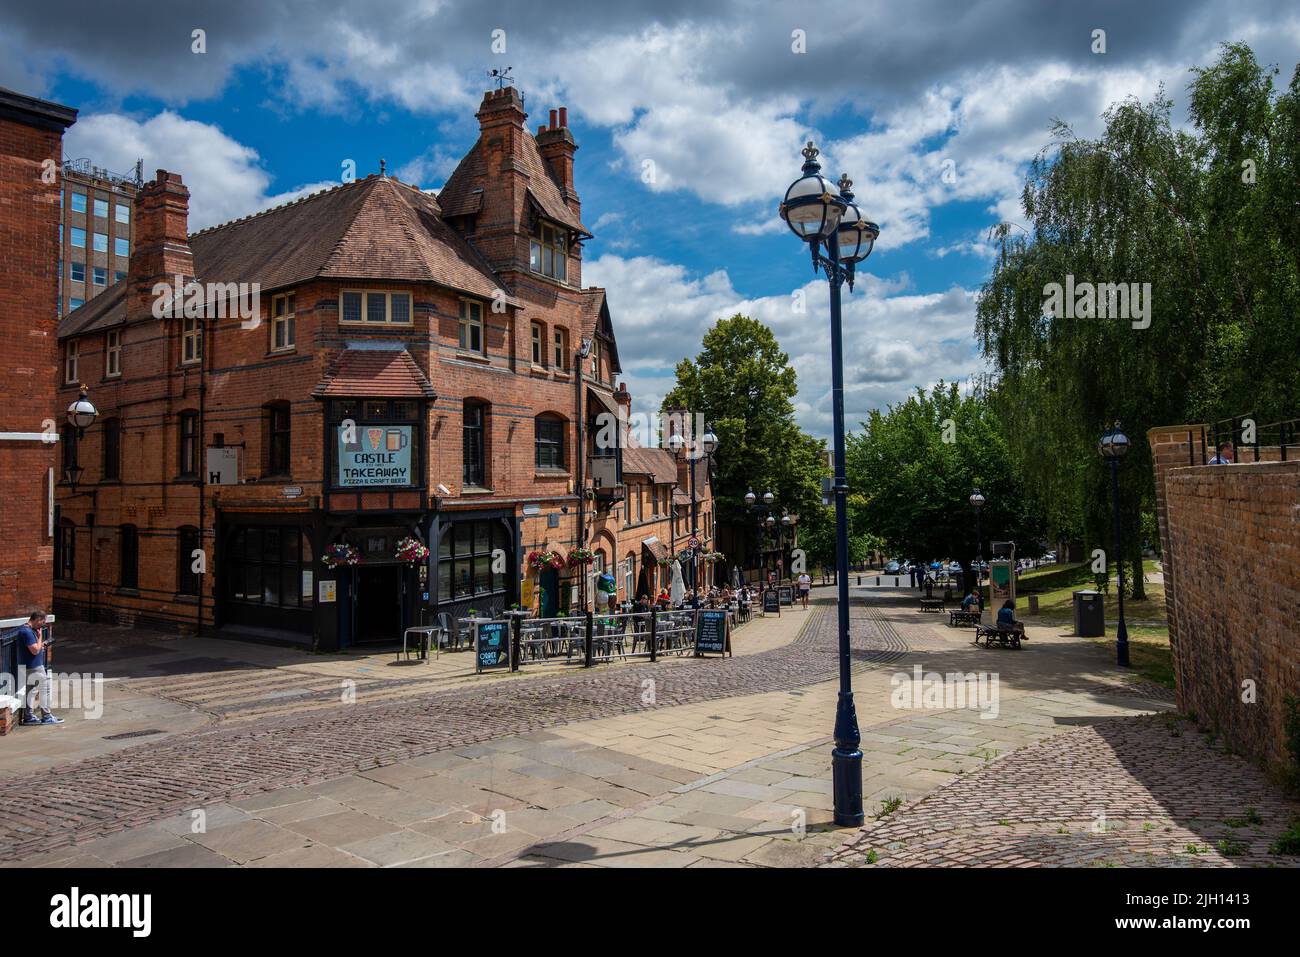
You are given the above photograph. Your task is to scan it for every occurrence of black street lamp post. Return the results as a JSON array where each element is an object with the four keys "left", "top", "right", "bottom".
[
  {"left": 780, "top": 142, "right": 879, "bottom": 827},
  {"left": 745, "top": 488, "right": 776, "bottom": 581},
  {"left": 1098, "top": 424, "right": 1131, "bottom": 667},
  {"left": 670, "top": 425, "right": 718, "bottom": 601},
  {"left": 969, "top": 488, "right": 985, "bottom": 587},
  {"left": 63, "top": 385, "right": 98, "bottom": 491}
]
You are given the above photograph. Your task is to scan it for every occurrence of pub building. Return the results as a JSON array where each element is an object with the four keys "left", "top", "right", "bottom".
[{"left": 52, "top": 86, "right": 714, "bottom": 651}]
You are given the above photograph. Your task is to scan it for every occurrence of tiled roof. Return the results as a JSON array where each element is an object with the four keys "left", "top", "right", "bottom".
[
  {"left": 313, "top": 349, "right": 436, "bottom": 399},
  {"left": 189, "top": 176, "right": 508, "bottom": 301},
  {"left": 59, "top": 282, "right": 126, "bottom": 337},
  {"left": 642, "top": 538, "right": 669, "bottom": 563},
  {"left": 622, "top": 445, "right": 677, "bottom": 484},
  {"left": 579, "top": 287, "right": 621, "bottom": 374},
  {"left": 60, "top": 175, "right": 515, "bottom": 339},
  {"left": 439, "top": 131, "right": 589, "bottom": 235}
]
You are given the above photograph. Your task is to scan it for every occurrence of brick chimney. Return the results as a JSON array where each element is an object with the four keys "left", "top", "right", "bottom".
[
  {"left": 536, "top": 105, "right": 579, "bottom": 216},
  {"left": 129, "top": 169, "right": 193, "bottom": 319},
  {"left": 472, "top": 88, "right": 531, "bottom": 270}
]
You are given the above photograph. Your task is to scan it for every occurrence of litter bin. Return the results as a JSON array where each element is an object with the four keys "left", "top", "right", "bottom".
[{"left": 1073, "top": 590, "right": 1104, "bottom": 636}]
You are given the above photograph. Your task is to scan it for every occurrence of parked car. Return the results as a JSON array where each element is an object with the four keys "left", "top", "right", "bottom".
[
  {"left": 1043, "top": 551, "right": 1057, "bottom": 563},
  {"left": 885, "top": 560, "right": 901, "bottom": 573}
]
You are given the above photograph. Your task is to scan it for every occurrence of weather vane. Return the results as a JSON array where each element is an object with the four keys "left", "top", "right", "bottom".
[{"left": 489, "top": 67, "right": 513, "bottom": 90}]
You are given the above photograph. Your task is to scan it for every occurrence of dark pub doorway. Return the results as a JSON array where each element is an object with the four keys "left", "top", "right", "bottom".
[{"left": 354, "top": 564, "right": 403, "bottom": 643}]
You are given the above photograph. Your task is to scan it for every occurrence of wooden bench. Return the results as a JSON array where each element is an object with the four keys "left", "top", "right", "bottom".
[
  {"left": 948, "top": 609, "right": 981, "bottom": 627},
  {"left": 975, "top": 624, "right": 1025, "bottom": 649},
  {"left": 919, "top": 597, "right": 945, "bottom": 613}
]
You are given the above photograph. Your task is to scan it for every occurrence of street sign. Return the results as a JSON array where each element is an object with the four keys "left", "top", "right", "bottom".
[
  {"left": 695, "top": 609, "right": 730, "bottom": 656},
  {"left": 205, "top": 447, "right": 239, "bottom": 485}
]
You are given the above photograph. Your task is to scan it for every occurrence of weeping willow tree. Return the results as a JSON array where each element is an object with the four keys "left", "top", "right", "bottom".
[{"left": 976, "top": 43, "right": 1300, "bottom": 599}]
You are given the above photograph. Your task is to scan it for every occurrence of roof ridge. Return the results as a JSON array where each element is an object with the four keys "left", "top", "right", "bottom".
[{"left": 189, "top": 176, "right": 373, "bottom": 238}]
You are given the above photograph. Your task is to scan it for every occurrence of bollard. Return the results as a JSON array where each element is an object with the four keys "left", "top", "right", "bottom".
[
  {"left": 584, "top": 611, "right": 594, "bottom": 668},
  {"left": 894, "top": 576, "right": 900, "bottom": 587},
  {"left": 1028, "top": 595, "right": 1039, "bottom": 614},
  {"left": 510, "top": 616, "right": 521, "bottom": 672},
  {"left": 649, "top": 608, "right": 658, "bottom": 662},
  {"left": 857, "top": 575, "right": 862, "bottom": 586}
]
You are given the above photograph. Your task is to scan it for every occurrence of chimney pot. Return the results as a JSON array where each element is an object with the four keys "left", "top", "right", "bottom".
[
  {"left": 538, "top": 125, "right": 546, "bottom": 136},
  {"left": 549, "top": 109, "right": 558, "bottom": 130},
  {"left": 559, "top": 107, "right": 568, "bottom": 128}
]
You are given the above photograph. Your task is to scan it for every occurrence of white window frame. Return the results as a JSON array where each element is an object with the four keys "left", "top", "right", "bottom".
[
  {"left": 458, "top": 298, "right": 484, "bottom": 353},
  {"left": 271, "top": 292, "right": 296, "bottom": 351},
  {"left": 93, "top": 197, "right": 109, "bottom": 219},
  {"left": 70, "top": 191, "right": 86, "bottom": 214},
  {"left": 553, "top": 328, "right": 567, "bottom": 370},
  {"left": 115, "top": 203, "right": 129, "bottom": 224},
  {"left": 105, "top": 330, "right": 121, "bottom": 378},
  {"left": 93, "top": 232, "right": 108, "bottom": 253},
  {"left": 531, "top": 321, "right": 544, "bottom": 365},
  {"left": 181, "top": 315, "right": 202, "bottom": 365},
  {"left": 339, "top": 288, "right": 413, "bottom": 326},
  {"left": 70, "top": 227, "right": 86, "bottom": 249},
  {"left": 530, "top": 222, "right": 568, "bottom": 282}
]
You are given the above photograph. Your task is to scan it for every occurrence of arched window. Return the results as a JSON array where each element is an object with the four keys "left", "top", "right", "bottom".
[
  {"left": 119, "top": 524, "right": 139, "bottom": 589},
  {"left": 463, "top": 399, "right": 488, "bottom": 488},
  {"left": 535, "top": 414, "right": 565, "bottom": 471}
]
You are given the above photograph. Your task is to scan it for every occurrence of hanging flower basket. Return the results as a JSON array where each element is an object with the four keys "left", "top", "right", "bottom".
[
  {"left": 567, "top": 547, "right": 594, "bottom": 568},
  {"left": 702, "top": 551, "right": 725, "bottom": 564},
  {"left": 528, "top": 549, "right": 566, "bottom": 572},
  {"left": 656, "top": 557, "right": 673, "bottom": 569},
  {"left": 394, "top": 536, "right": 429, "bottom": 564},
  {"left": 322, "top": 542, "right": 361, "bottom": 569}
]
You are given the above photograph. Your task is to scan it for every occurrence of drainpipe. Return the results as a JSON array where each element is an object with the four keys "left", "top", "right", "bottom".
[
  {"left": 196, "top": 305, "right": 210, "bottom": 638},
  {"left": 575, "top": 337, "right": 593, "bottom": 613}
]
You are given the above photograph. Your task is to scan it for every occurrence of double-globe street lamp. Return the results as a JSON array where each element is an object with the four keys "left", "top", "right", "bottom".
[
  {"left": 668, "top": 425, "right": 718, "bottom": 602},
  {"left": 969, "top": 488, "right": 985, "bottom": 588},
  {"left": 780, "top": 141, "right": 880, "bottom": 826},
  {"left": 744, "top": 488, "right": 775, "bottom": 579},
  {"left": 1098, "top": 424, "right": 1131, "bottom": 667}
]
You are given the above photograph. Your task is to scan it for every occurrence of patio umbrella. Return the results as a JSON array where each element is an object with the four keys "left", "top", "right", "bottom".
[{"left": 670, "top": 559, "right": 685, "bottom": 606}]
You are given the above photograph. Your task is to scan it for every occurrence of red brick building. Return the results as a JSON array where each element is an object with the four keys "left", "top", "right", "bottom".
[
  {"left": 52, "top": 87, "right": 714, "bottom": 650},
  {"left": 0, "top": 87, "right": 77, "bottom": 635}
]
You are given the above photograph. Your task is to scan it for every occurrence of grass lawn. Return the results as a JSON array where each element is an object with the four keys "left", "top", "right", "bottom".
[{"left": 1016, "top": 560, "right": 1174, "bottom": 689}]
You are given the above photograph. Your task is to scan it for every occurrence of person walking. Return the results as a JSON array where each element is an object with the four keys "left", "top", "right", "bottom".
[
  {"left": 18, "top": 611, "right": 63, "bottom": 726},
  {"left": 796, "top": 571, "right": 811, "bottom": 609}
]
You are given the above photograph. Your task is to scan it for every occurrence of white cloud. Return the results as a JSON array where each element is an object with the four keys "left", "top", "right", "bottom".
[
  {"left": 64, "top": 111, "right": 335, "bottom": 230},
  {"left": 587, "top": 253, "right": 985, "bottom": 437}
]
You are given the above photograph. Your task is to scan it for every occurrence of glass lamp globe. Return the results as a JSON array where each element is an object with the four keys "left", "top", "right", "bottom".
[
  {"left": 666, "top": 432, "right": 685, "bottom": 453},
  {"left": 763, "top": 490, "right": 775, "bottom": 506},
  {"left": 66, "top": 388, "right": 98, "bottom": 431},
  {"left": 969, "top": 490, "right": 985, "bottom": 509},
  {"left": 1098, "top": 426, "right": 1130, "bottom": 459},
  {"left": 744, "top": 488, "right": 756, "bottom": 506},
  {"left": 780, "top": 141, "right": 844, "bottom": 243},
  {"left": 835, "top": 175, "right": 880, "bottom": 264},
  {"left": 702, "top": 429, "right": 718, "bottom": 454}
]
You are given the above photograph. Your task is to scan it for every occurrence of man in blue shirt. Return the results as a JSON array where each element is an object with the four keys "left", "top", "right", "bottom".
[{"left": 17, "top": 611, "right": 62, "bottom": 725}]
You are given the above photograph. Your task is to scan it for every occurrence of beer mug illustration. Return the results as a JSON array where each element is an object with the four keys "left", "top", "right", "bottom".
[{"left": 386, "top": 429, "right": 409, "bottom": 452}]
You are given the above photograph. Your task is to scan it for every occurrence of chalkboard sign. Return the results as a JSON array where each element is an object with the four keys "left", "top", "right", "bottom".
[
  {"left": 778, "top": 585, "right": 794, "bottom": 606},
  {"left": 762, "top": 590, "right": 780, "bottom": 614},
  {"left": 475, "top": 621, "right": 511, "bottom": 672},
  {"left": 695, "top": 609, "right": 730, "bottom": 656}
]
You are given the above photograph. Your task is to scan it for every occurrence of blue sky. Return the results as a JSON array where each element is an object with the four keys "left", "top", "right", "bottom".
[{"left": 6, "top": 0, "right": 1298, "bottom": 436}]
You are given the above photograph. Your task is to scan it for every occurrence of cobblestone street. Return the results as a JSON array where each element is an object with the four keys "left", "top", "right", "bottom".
[{"left": 10, "top": 586, "right": 1292, "bottom": 869}]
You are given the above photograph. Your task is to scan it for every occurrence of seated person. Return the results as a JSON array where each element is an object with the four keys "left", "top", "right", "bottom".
[
  {"left": 961, "top": 591, "right": 979, "bottom": 611},
  {"left": 996, "top": 599, "right": 1023, "bottom": 631}
]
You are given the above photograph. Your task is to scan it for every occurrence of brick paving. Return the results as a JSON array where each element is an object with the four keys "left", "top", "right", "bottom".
[
  {"left": 0, "top": 598, "right": 904, "bottom": 858},
  {"left": 825, "top": 712, "right": 1300, "bottom": 868}
]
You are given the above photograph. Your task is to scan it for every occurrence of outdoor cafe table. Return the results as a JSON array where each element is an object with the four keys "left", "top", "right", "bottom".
[{"left": 458, "top": 617, "right": 494, "bottom": 653}]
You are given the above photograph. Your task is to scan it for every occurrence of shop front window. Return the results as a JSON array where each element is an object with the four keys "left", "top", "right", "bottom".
[{"left": 438, "top": 520, "right": 511, "bottom": 604}]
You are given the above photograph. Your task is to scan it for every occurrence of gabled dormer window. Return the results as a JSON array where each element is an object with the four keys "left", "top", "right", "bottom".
[{"left": 530, "top": 222, "right": 567, "bottom": 282}]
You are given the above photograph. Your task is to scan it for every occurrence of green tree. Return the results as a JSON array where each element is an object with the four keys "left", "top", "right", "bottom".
[
  {"left": 662, "top": 314, "right": 827, "bottom": 569},
  {"left": 846, "top": 382, "right": 1047, "bottom": 588},
  {"left": 975, "top": 43, "right": 1300, "bottom": 599}
]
